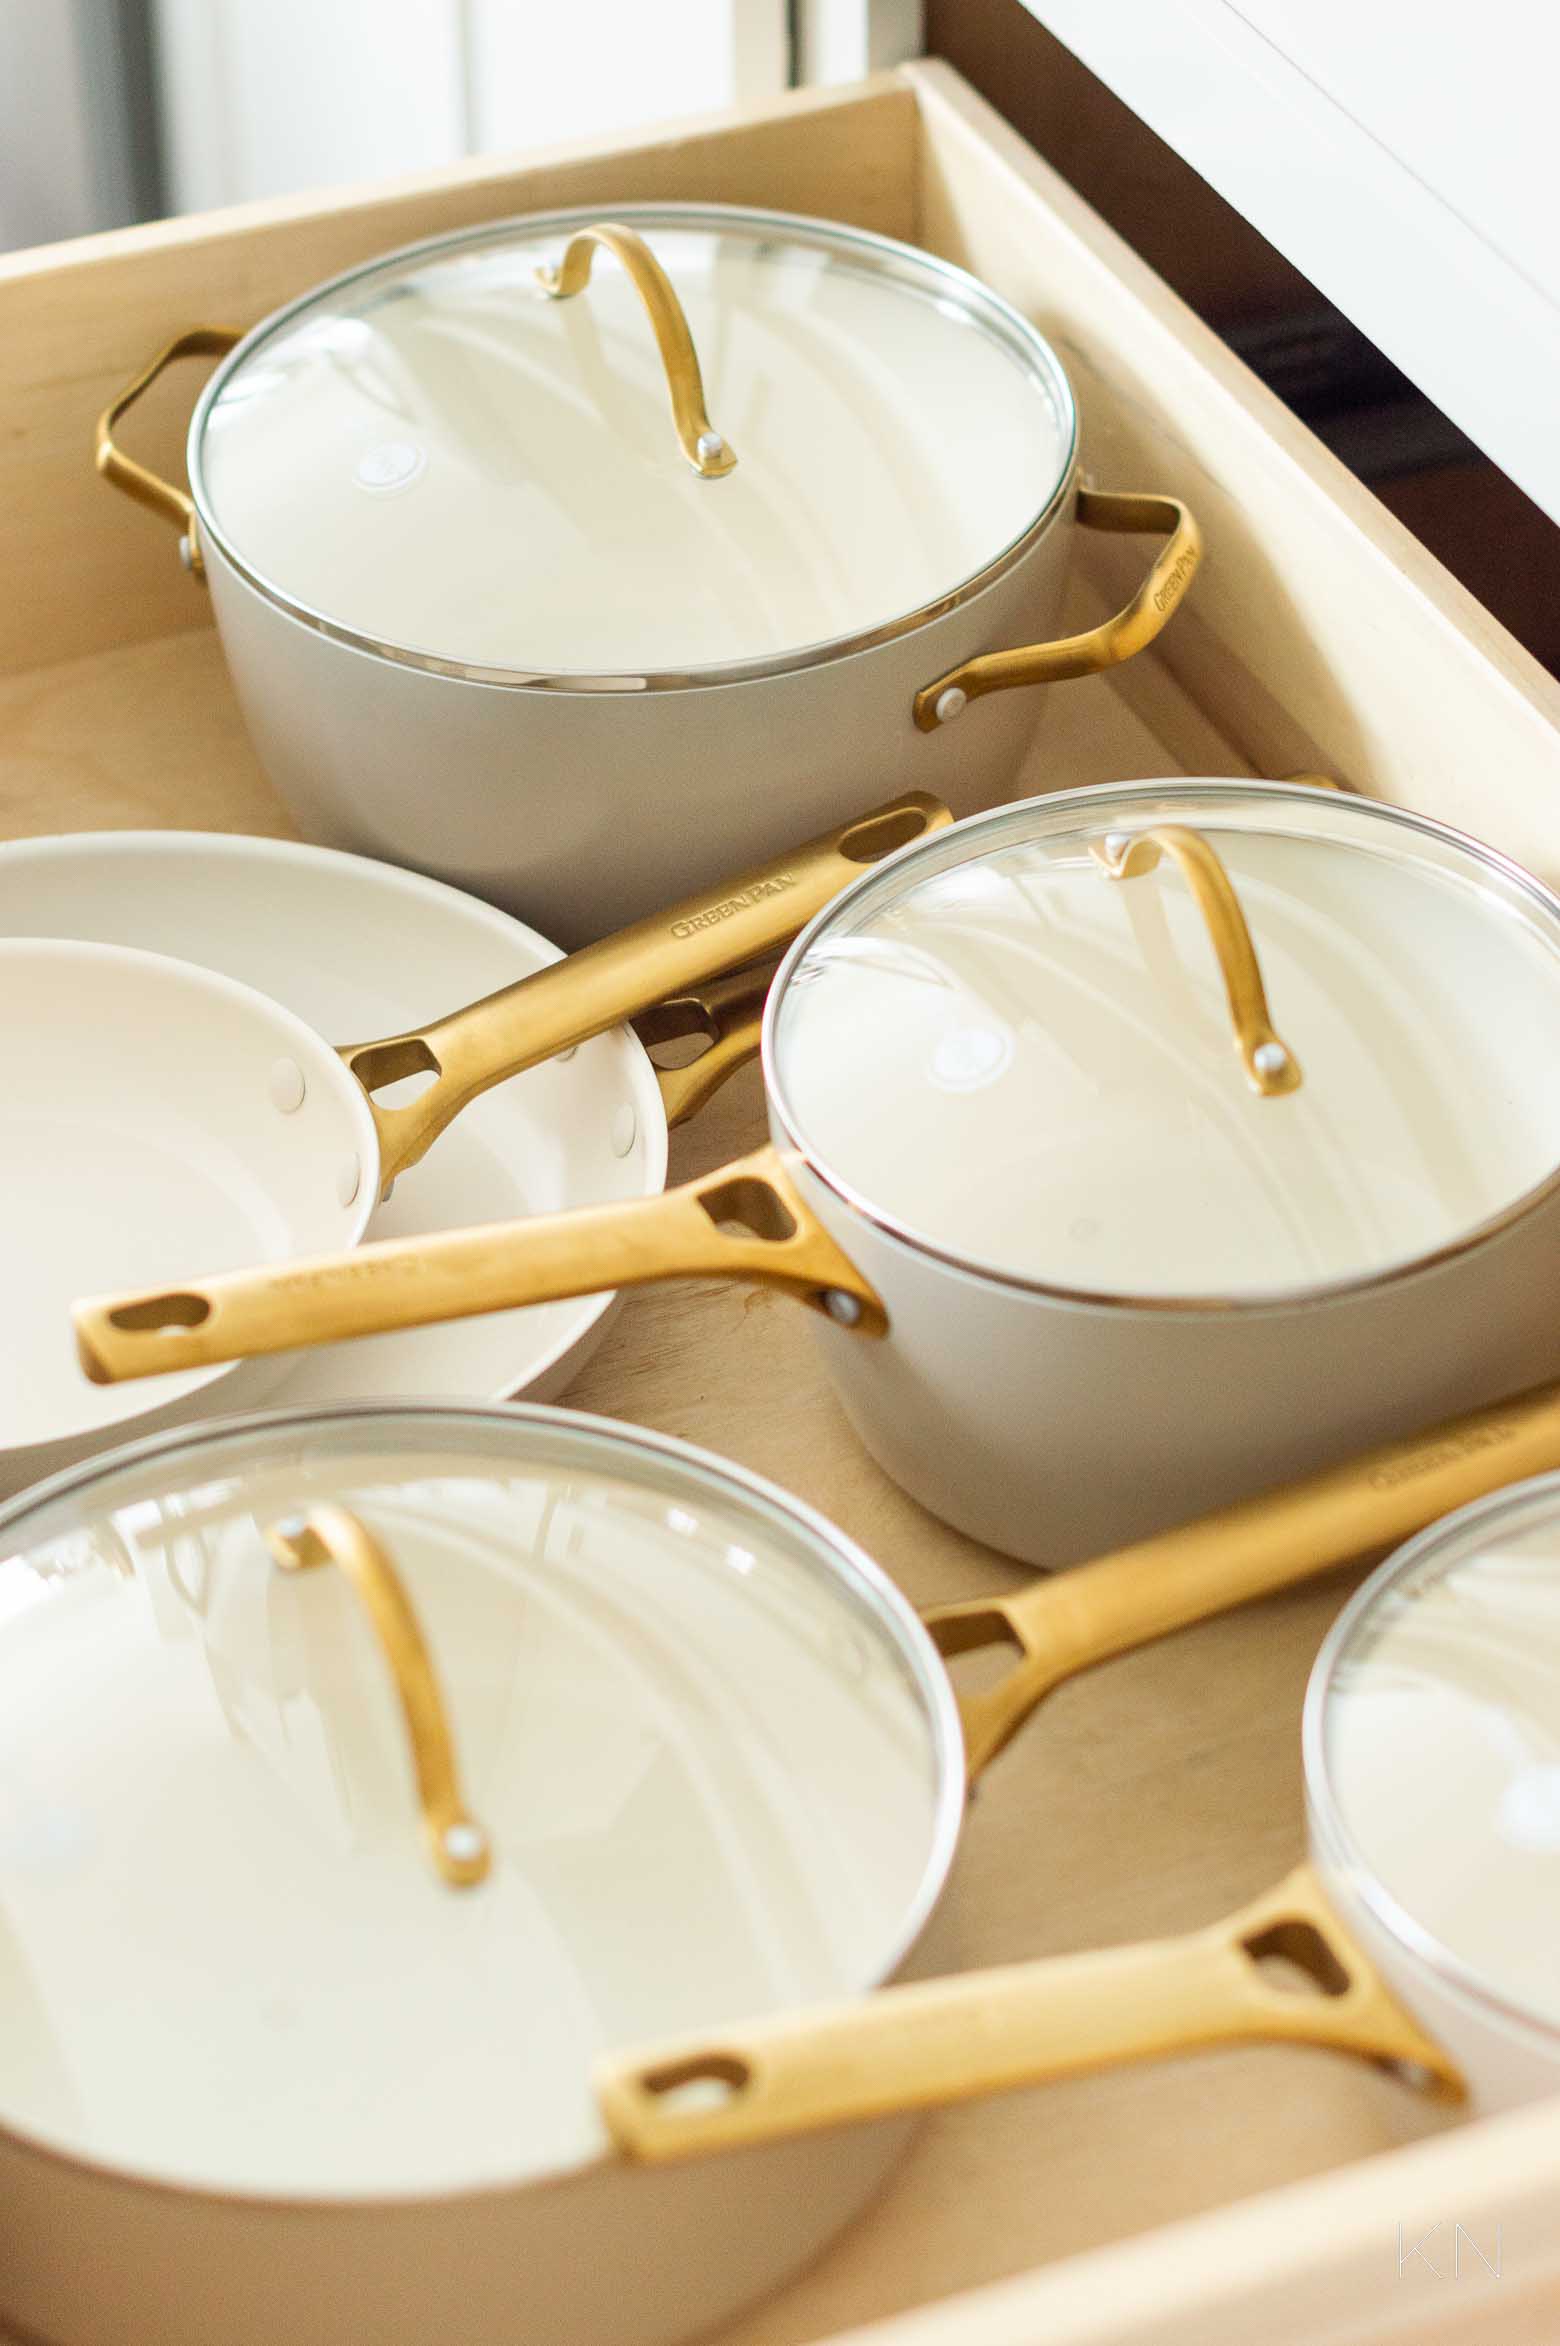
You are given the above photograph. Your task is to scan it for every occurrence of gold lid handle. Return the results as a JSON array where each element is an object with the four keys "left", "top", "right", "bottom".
[
  {"left": 94, "top": 326, "right": 243, "bottom": 577},
  {"left": 267, "top": 1506, "right": 490, "bottom": 1890},
  {"left": 1093, "top": 822, "right": 1302, "bottom": 1097},
  {"left": 596, "top": 1864, "right": 1460, "bottom": 2163},
  {"left": 914, "top": 488, "right": 1200, "bottom": 727},
  {"left": 536, "top": 222, "right": 735, "bottom": 479},
  {"left": 929, "top": 1374, "right": 1560, "bottom": 1782}
]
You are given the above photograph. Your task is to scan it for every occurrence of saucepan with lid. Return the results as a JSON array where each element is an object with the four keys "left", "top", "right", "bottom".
[
  {"left": 2, "top": 1383, "right": 1557, "bottom": 2346},
  {"left": 88, "top": 779, "right": 1560, "bottom": 1565},
  {"left": 7, "top": 793, "right": 941, "bottom": 1494},
  {"left": 610, "top": 1466, "right": 1560, "bottom": 2164},
  {"left": 96, "top": 203, "right": 1199, "bottom": 942}
]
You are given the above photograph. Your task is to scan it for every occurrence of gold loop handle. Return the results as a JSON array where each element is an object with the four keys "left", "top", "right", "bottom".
[
  {"left": 266, "top": 1506, "right": 490, "bottom": 1890},
  {"left": 595, "top": 1862, "right": 1460, "bottom": 2163},
  {"left": 536, "top": 223, "right": 735, "bottom": 478},
  {"left": 340, "top": 793, "right": 949, "bottom": 1191},
  {"left": 1093, "top": 823, "right": 1301, "bottom": 1096},
  {"left": 94, "top": 326, "right": 243, "bottom": 578},
  {"left": 73, "top": 1144, "right": 886, "bottom": 1384},
  {"left": 914, "top": 489, "right": 1200, "bottom": 729},
  {"left": 927, "top": 1375, "right": 1560, "bottom": 1782},
  {"left": 635, "top": 958, "right": 775, "bottom": 1130}
]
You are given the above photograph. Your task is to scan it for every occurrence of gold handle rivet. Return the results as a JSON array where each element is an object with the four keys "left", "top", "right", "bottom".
[
  {"left": 1253, "top": 1042, "right": 1291, "bottom": 1080},
  {"left": 934, "top": 687, "right": 967, "bottom": 724},
  {"left": 443, "top": 1821, "right": 488, "bottom": 1866}
]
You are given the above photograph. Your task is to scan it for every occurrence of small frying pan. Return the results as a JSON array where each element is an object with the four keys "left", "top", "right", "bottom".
[{"left": 15, "top": 794, "right": 946, "bottom": 1488}]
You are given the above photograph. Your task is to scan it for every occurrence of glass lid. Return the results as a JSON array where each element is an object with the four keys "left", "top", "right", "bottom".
[
  {"left": 191, "top": 204, "right": 1075, "bottom": 682},
  {"left": 0, "top": 1405, "right": 954, "bottom": 2199},
  {"left": 1309, "top": 1475, "right": 1560, "bottom": 2036},
  {"left": 769, "top": 780, "right": 1560, "bottom": 1302}
]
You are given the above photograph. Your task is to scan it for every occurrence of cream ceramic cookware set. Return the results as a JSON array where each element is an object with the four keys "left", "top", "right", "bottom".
[
  {"left": 2, "top": 1385, "right": 1559, "bottom": 2346},
  {"left": 41, "top": 185, "right": 1560, "bottom": 2346},
  {"left": 98, "top": 203, "right": 1198, "bottom": 942}
]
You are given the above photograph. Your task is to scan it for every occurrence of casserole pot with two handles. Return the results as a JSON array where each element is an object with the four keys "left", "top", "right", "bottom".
[
  {"left": 1, "top": 1385, "right": 1556, "bottom": 2346},
  {"left": 87, "top": 779, "right": 1560, "bottom": 1567},
  {"left": 96, "top": 203, "right": 1199, "bottom": 944}
]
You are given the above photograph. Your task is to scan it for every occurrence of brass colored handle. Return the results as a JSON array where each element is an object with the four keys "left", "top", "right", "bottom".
[
  {"left": 537, "top": 222, "right": 735, "bottom": 478},
  {"left": 914, "top": 488, "right": 1200, "bottom": 729},
  {"left": 94, "top": 326, "right": 243, "bottom": 578},
  {"left": 635, "top": 958, "right": 775, "bottom": 1129},
  {"left": 929, "top": 1375, "right": 1560, "bottom": 1782},
  {"left": 267, "top": 1506, "right": 490, "bottom": 1889},
  {"left": 342, "top": 793, "right": 950, "bottom": 1191},
  {"left": 596, "top": 1864, "right": 1460, "bottom": 2163},
  {"left": 1093, "top": 823, "right": 1301, "bottom": 1096},
  {"left": 73, "top": 1144, "right": 885, "bottom": 1383}
]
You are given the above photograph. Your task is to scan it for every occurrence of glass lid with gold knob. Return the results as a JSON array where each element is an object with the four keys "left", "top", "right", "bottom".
[
  {"left": 190, "top": 202, "right": 1076, "bottom": 682},
  {"left": 767, "top": 779, "right": 1560, "bottom": 1301},
  {"left": 0, "top": 1404, "right": 957, "bottom": 2198}
]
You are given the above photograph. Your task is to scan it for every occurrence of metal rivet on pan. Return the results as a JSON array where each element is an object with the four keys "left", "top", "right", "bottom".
[
  {"left": 269, "top": 1057, "right": 307, "bottom": 1114},
  {"left": 1253, "top": 1042, "right": 1290, "bottom": 1079},
  {"left": 823, "top": 1290, "right": 863, "bottom": 1326},
  {"left": 610, "top": 1103, "right": 637, "bottom": 1158},
  {"left": 443, "top": 1821, "right": 487, "bottom": 1866},
  {"left": 934, "top": 687, "right": 967, "bottom": 724},
  {"left": 177, "top": 534, "right": 194, "bottom": 572},
  {"left": 337, "top": 1153, "right": 362, "bottom": 1208},
  {"left": 696, "top": 430, "right": 725, "bottom": 464},
  {"left": 1104, "top": 832, "right": 1130, "bottom": 861}
]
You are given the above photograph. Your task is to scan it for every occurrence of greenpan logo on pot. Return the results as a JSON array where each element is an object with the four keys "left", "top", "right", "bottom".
[{"left": 672, "top": 875, "right": 798, "bottom": 938}]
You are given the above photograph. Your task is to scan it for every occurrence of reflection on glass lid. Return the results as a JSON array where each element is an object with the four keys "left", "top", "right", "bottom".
[
  {"left": 0, "top": 1409, "right": 945, "bottom": 2197},
  {"left": 1315, "top": 1478, "right": 1560, "bottom": 2030},
  {"left": 194, "top": 208, "right": 1074, "bottom": 677},
  {"left": 771, "top": 783, "right": 1560, "bottom": 1299}
]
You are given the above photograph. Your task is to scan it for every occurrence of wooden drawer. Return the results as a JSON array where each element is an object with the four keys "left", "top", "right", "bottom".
[{"left": 3, "top": 58, "right": 1558, "bottom": 2346}]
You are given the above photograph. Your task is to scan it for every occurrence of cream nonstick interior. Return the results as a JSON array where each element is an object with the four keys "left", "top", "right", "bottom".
[
  {"left": 192, "top": 212, "right": 1074, "bottom": 678},
  {"left": 771, "top": 786, "right": 1560, "bottom": 1297},
  {"left": 0, "top": 1406, "right": 956, "bottom": 2198}
]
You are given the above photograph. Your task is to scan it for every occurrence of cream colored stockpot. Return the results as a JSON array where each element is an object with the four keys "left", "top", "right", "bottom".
[
  {"left": 96, "top": 203, "right": 1198, "bottom": 944},
  {"left": 0, "top": 1401, "right": 963, "bottom": 2346},
  {"left": 85, "top": 781, "right": 1560, "bottom": 1567},
  {"left": 604, "top": 1476, "right": 1560, "bottom": 2159}
]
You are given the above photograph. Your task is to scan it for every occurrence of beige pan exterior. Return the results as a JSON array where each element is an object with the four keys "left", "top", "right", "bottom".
[{"left": 6, "top": 55, "right": 1560, "bottom": 2346}]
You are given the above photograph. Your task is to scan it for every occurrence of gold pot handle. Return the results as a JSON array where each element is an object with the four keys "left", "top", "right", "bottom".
[
  {"left": 266, "top": 1506, "right": 490, "bottom": 1889},
  {"left": 596, "top": 1863, "right": 1460, "bottom": 2163},
  {"left": 1093, "top": 823, "right": 1301, "bottom": 1096},
  {"left": 94, "top": 325, "right": 243, "bottom": 577},
  {"left": 914, "top": 488, "right": 1200, "bottom": 729},
  {"left": 930, "top": 1375, "right": 1560, "bottom": 1783},
  {"left": 73, "top": 1144, "right": 884, "bottom": 1384},
  {"left": 635, "top": 957, "right": 776, "bottom": 1130},
  {"left": 536, "top": 222, "right": 735, "bottom": 478},
  {"left": 341, "top": 793, "right": 949, "bottom": 1191}
]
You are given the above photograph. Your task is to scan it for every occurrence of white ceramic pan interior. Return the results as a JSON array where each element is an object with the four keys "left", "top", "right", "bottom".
[
  {"left": 0, "top": 831, "right": 669, "bottom": 1479},
  {"left": 3, "top": 939, "right": 377, "bottom": 1486}
]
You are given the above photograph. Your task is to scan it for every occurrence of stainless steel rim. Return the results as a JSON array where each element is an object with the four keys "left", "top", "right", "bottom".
[
  {"left": 187, "top": 200, "right": 1080, "bottom": 693},
  {"left": 1303, "top": 1476, "right": 1560, "bottom": 2054},
  {"left": 762, "top": 777, "right": 1560, "bottom": 1316},
  {"left": 0, "top": 1396, "right": 967, "bottom": 2209}
]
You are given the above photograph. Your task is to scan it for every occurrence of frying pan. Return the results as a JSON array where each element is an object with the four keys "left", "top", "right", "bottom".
[
  {"left": 12, "top": 793, "right": 944, "bottom": 1489},
  {"left": 4, "top": 1377, "right": 1559, "bottom": 2346}
]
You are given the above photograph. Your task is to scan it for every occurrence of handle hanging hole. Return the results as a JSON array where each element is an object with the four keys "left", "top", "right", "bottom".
[
  {"left": 637, "top": 2052, "right": 752, "bottom": 2111},
  {"left": 106, "top": 1291, "right": 212, "bottom": 1333},
  {"left": 697, "top": 1176, "right": 797, "bottom": 1243},
  {"left": 1241, "top": 1919, "right": 1352, "bottom": 1999}
]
